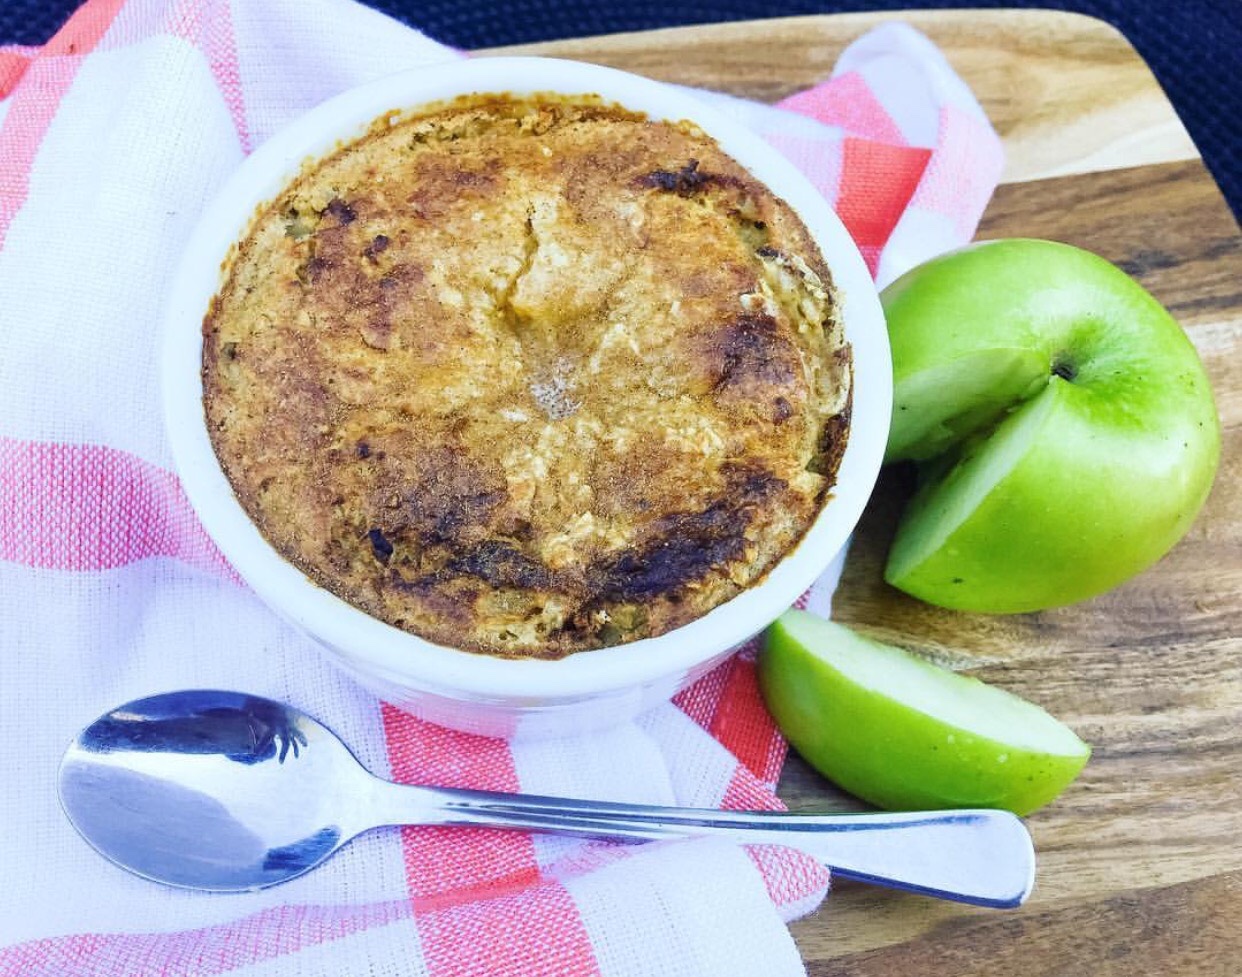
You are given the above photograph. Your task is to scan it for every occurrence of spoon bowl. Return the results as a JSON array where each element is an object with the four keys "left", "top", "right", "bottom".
[
  {"left": 59, "top": 690, "right": 1036, "bottom": 905},
  {"left": 58, "top": 690, "right": 375, "bottom": 890}
]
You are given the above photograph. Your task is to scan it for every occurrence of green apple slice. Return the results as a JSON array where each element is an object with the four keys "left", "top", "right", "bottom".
[
  {"left": 881, "top": 239, "right": 1220, "bottom": 612},
  {"left": 759, "top": 610, "right": 1090, "bottom": 816}
]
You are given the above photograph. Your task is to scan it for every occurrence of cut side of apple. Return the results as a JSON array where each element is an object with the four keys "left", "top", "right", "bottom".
[
  {"left": 887, "top": 386, "right": 1058, "bottom": 585},
  {"left": 759, "top": 610, "right": 1090, "bottom": 816},
  {"left": 887, "top": 346, "right": 1047, "bottom": 464}
]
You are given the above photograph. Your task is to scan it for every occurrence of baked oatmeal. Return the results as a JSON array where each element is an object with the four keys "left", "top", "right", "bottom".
[{"left": 202, "top": 95, "right": 852, "bottom": 659}]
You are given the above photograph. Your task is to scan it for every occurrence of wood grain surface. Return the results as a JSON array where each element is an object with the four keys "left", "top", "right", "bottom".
[{"left": 487, "top": 10, "right": 1242, "bottom": 975}]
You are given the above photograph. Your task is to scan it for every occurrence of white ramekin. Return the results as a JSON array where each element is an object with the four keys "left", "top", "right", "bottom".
[{"left": 163, "top": 57, "right": 891, "bottom": 738}]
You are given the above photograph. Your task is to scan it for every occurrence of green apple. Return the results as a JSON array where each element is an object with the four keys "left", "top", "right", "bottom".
[
  {"left": 882, "top": 238, "right": 1220, "bottom": 612},
  {"left": 759, "top": 611, "right": 1090, "bottom": 815}
]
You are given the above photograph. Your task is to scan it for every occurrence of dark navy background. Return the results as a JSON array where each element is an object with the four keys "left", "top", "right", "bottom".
[{"left": 3, "top": 1, "right": 1238, "bottom": 217}]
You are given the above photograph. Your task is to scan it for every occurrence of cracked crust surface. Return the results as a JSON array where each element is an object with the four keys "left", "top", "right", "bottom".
[{"left": 202, "top": 96, "right": 852, "bottom": 659}]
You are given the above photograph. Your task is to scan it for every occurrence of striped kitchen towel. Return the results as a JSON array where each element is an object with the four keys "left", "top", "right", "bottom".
[{"left": 0, "top": 1, "right": 1002, "bottom": 974}]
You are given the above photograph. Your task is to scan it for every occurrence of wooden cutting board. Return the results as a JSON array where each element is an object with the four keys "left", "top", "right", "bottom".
[{"left": 485, "top": 10, "right": 1242, "bottom": 975}]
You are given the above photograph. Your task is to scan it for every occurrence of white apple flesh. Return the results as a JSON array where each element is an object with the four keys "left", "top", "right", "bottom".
[{"left": 882, "top": 239, "right": 1220, "bottom": 612}]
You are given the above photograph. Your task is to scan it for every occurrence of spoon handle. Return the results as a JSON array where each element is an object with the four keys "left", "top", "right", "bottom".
[{"left": 370, "top": 782, "right": 1034, "bottom": 908}]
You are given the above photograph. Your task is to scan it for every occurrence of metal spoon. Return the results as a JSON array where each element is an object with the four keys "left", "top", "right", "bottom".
[{"left": 58, "top": 690, "right": 1035, "bottom": 907}]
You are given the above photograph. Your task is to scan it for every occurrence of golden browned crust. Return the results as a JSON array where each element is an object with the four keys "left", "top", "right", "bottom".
[{"left": 203, "top": 96, "right": 852, "bottom": 659}]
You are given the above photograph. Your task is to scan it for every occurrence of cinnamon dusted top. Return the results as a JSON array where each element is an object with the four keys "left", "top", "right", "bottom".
[{"left": 203, "top": 95, "right": 851, "bottom": 659}]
